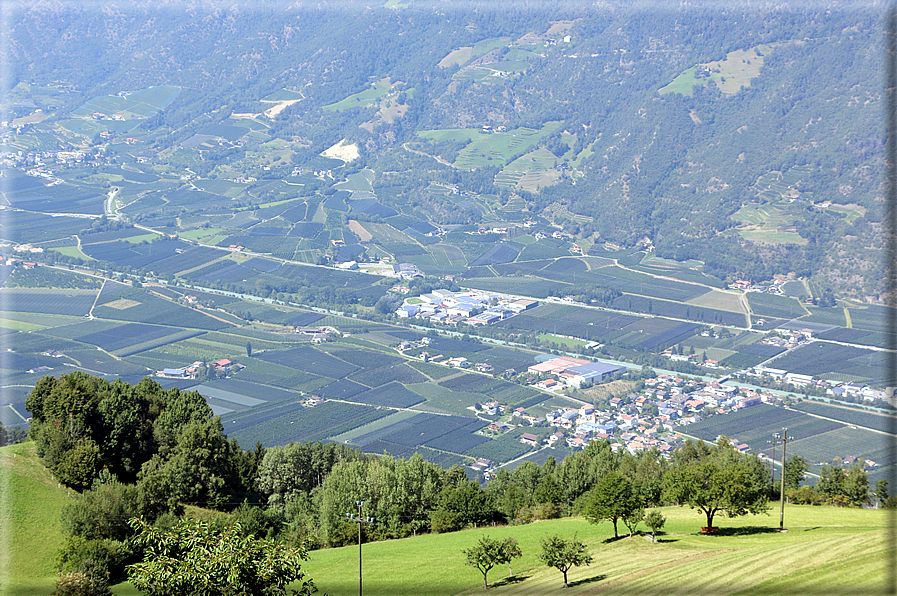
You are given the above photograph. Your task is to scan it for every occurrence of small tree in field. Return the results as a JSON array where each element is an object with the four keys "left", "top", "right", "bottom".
[
  {"left": 645, "top": 510, "right": 666, "bottom": 543},
  {"left": 539, "top": 534, "right": 593, "bottom": 588},
  {"left": 463, "top": 535, "right": 521, "bottom": 590},
  {"left": 498, "top": 537, "right": 522, "bottom": 578}
]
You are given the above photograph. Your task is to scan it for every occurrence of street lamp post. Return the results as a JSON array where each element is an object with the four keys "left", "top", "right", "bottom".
[{"left": 346, "top": 500, "right": 374, "bottom": 596}]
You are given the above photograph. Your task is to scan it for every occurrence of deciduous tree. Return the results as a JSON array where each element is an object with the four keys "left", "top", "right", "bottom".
[
  {"left": 462, "top": 535, "right": 520, "bottom": 590},
  {"left": 663, "top": 438, "right": 769, "bottom": 529},
  {"left": 584, "top": 471, "right": 642, "bottom": 538},
  {"left": 783, "top": 455, "right": 809, "bottom": 492},
  {"left": 127, "top": 518, "right": 315, "bottom": 596},
  {"left": 539, "top": 534, "right": 592, "bottom": 588},
  {"left": 644, "top": 510, "right": 666, "bottom": 543}
]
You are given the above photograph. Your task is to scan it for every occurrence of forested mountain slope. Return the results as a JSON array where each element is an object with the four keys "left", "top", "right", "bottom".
[{"left": 3, "top": 0, "right": 885, "bottom": 299}]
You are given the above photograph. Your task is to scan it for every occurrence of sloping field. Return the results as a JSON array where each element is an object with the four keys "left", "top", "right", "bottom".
[{"left": 304, "top": 506, "right": 888, "bottom": 596}]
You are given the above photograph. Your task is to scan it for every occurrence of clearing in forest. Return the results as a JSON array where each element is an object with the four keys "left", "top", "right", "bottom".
[{"left": 660, "top": 44, "right": 778, "bottom": 96}]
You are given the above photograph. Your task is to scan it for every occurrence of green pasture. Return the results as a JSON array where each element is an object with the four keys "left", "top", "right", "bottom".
[
  {"left": 827, "top": 203, "right": 867, "bottom": 224},
  {"left": 640, "top": 255, "right": 703, "bottom": 270},
  {"left": 738, "top": 229, "right": 807, "bottom": 245},
  {"left": 0, "top": 317, "right": 45, "bottom": 331},
  {"left": 660, "top": 44, "right": 774, "bottom": 96},
  {"left": 49, "top": 245, "right": 91, "bottom": 260},
  {"left": 261, "top": 89, "right": 304, "bottom": 101},
  {"left": 438, "top": 37, "right": 512, "bottom": 68},
  {"left": 304, "top": 505, "right": 888, "bottom": 596},
  {"left": 335, "top": 169, "right": 375, "bottom": 193},
  {"left": 419, "top": 122, "right": 563, "bottom": 169},
  {"left": 686, "top": 289, "right": 746, "bottom": 313},
  {"left": 496, "top": 147, "right": 561, "bottom": 191},
  {"left": 324, "top": 78, "right": 394, "bottom": 111},
  {"left": 7, "top": 443, "right": 889, "bottom": 596},
  {"left": 538, "top": 333, "right": 588, "bottom": 348},
  {"left": 1, "top": 442, "right": 73, "bottom": 596}
]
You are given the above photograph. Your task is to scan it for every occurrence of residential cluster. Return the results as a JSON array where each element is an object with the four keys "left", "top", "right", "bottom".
[
  {"left": 1, "top": 144, "right": 114, "bottom": 174},
  {"left": 748, "top": 366, "right": 884, "bottom": 401},
  {"left": 156, "top": 358, "right": 243, "bottom": 379},
  {"left": 395, "top": 288, "right": 538, "bottom": 326},
  {"left": 468, "top": 373, "right": 789, "bottom": 478},
  {"left": 730, "top": 278, "right": 787, "bottom": 293}
]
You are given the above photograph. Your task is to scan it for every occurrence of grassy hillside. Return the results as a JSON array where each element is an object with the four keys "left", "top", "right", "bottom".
[
  {"left": 4, "top": 442, "right": 889, "bottom": 595},
  {"left": 0, "top": 442, "right": 72, "bottom": 596},
  {"left": 304, "top": 506, "right": 889, "bottom": 596}
]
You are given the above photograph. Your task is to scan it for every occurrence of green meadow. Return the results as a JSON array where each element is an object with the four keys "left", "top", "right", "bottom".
[
  {"left": 324, "top": 78, "right": 394, "bottom": 111},
  {"left": 3, "top": 441, "right": 891, "bottom": 596},
  {"left": 304, "top": 505, "right": 889, "bottom": 596},
  {"left": 660, "top": 45, "right": 776, "bottom": 96}
]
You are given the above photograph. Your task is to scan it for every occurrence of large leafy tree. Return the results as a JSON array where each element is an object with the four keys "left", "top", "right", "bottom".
[
  {"left": 127, "top": 518, "right": 315, "bottom": 596},
  {"left": 663, "top": 438, "right": 769, "bottom": 529},
  {"left": 583, "top": 471, "right": 643, "bottom": 538},
  {"left": 539, "top": 534, "right": 592, "bottom": 588}
]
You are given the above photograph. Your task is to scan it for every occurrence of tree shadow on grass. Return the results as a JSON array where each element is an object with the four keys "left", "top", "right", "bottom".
[
  {"left": 492, "top": 574, "right": 531, "bottom": 587},
  {"left": 568, "top": 574, "right": 607, "bottom": 588},
  {"left": 601, "top": 535, "right": 627, "bottom": 544},
  {"left": 709, "top": 526, "right": 781, "bottom": 537}
]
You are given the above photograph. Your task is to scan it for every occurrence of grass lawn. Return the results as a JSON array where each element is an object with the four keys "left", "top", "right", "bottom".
[
  {"left": 538, "top": 333, "right": 588, "bottom": 348},
  {"left": 0, "top": 317, "right": 45, "bottom": 331},
  {"left": 50, "top": 245, "right": 91, "bottom": 260},
  {"left": 303, "top": 505, "right": 889, "bottom": 596},
  {"left": 1, "top": 442, "right": 73, "bottom": 596},
  {"left": 5, "top": 440, "right": 891, "bottom": 596}
]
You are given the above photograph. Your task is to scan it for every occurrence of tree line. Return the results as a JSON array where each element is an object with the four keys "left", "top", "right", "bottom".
[{"left": 23, "top": 372, "right": 882, "bottom": 592}]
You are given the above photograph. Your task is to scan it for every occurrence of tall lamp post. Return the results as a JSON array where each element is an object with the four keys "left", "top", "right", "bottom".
[
  {"left": 346, "top": 500, "right": 374, "bottom": 596},
  {"left": 776, "top": 428, "right": 793, "bottom": 531}
]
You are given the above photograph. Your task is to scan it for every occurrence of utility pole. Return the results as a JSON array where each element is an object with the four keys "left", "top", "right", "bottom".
[
  {"left": 767, "top": 434, "right": 780, "bottom": 489},
  {"left": 777, "top": 428, "right": 793, "bottom": 531},
  {"left": 346, "top": 500, "right": 374, "bottom": 596}
]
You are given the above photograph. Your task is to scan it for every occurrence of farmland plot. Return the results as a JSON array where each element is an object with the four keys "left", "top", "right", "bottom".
[
  {"left": 0, "top": 288, "right": 97, "bottom": 316},
  {"left": 257, "top": 345, "right": 359, "bottom": 377},
  {"left": 793, "top": 401, "right": 894, "bottom": 433},
  {"left": 770, "top": 342, "right": 886, "bottom": 384},
  {"left": 75, "top": 322, "right": 202, "bottom": 353},
  {"left": 746, "top": 292, "right": 808, "bottom": 319},
  {"left": 0, "top": 211, "right": 87, "bottom": 243},
  {"left": 223, "top": 400, "right": 391, "bottom": 447},
  {"left": 683, "top": 404, "right": 845, "bottom": 452},
  {"left": 351, "top": 382, "right": 425, "bottom": 408}
]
